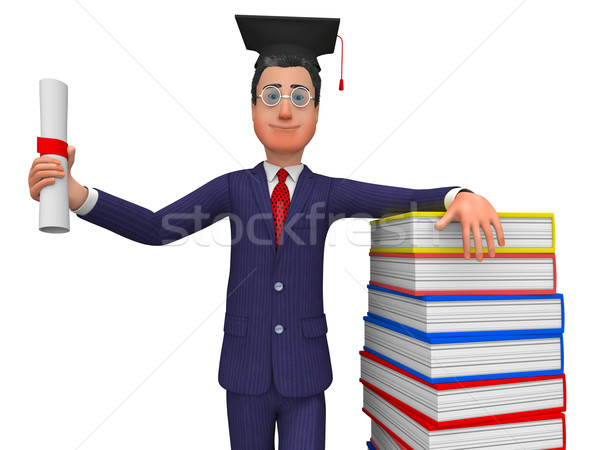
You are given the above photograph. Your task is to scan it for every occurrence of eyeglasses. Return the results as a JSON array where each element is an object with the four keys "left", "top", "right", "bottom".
[{"left": 258, "top": 86, "right": 314, "bottom": 108}]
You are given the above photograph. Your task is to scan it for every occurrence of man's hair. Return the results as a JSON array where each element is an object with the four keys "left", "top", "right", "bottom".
[{"left": 251, "top": 54, "right": 321, "bottom": 107}]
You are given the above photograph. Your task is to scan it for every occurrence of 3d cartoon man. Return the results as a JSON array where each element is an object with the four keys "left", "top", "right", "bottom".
[{"left": 28, "top": 15, "right": 505, "bottom": 450}]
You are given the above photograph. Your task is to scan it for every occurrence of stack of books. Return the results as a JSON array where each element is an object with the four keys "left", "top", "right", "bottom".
[{"left": 362, "top": 212, "right": 566, "bottom": 450}]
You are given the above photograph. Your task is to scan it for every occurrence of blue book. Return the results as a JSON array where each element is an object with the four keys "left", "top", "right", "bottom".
[
  {"left": 367, "top": 284, "right": 564, "bottom": 338},
  {"left": 364, "top": 315, "right": 563, "bottom": 384}
]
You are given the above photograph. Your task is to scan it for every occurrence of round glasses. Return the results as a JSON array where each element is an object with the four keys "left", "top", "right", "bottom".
[{"left": 258, "top": 86, "right": 314, "bottom": 108}]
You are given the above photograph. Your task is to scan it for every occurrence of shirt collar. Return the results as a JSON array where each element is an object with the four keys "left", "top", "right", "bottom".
[{"left": 263, "top": 160, "right": 305, "bottom": 183}]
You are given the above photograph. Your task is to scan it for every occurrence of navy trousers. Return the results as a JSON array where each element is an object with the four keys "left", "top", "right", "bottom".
[{"left": 226, "top": 382, "right": 326, "bottom": 450}]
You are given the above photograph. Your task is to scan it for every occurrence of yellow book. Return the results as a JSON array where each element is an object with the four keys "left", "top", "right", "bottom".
[{"left": 370, "top": 212, "right": 555, "bottom": 254}]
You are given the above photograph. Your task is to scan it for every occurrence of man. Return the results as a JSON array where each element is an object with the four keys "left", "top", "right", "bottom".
[{"left": 28, "top": 15, "right": 504, "bottom": 450}]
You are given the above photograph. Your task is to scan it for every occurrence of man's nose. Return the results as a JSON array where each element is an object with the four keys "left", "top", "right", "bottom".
[{"left": 278, "top": 98, "right": 292, "bottom": 120}]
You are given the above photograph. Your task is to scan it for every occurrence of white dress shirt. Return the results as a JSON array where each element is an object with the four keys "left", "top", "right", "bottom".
[{"left": 263, "top": 160, "right": 304, "bottom": 200}]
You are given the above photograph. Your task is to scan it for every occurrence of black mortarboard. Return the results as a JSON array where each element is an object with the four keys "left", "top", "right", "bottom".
[{"left": 235, "top": 14, "right": 340, "bottom": 73}]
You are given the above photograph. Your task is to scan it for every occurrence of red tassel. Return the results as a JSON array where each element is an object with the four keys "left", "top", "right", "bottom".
[{"left": 337, "top": 34, "right": 344, "bottom": 90}]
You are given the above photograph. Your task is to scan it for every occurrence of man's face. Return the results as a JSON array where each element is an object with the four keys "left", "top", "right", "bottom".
[{"left": 252, "top": 66, "right": 319, "bottom": 156}]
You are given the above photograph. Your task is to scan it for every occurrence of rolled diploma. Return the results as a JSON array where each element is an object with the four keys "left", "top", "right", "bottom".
[{"left": 39, "top": 78, "right": 69, "bottom": 233}]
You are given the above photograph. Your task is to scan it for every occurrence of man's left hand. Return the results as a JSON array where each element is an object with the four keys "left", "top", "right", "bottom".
[{"left": 435, "top": 192, "right": 505, "bottom": 261}]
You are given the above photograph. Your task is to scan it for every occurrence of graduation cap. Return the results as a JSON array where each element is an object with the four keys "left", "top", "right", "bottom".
[{"left": 235, "top": 14, "right": 345, "bottom": 90}]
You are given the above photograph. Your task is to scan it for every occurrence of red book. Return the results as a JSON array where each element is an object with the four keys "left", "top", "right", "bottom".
[
  {"left": 369, "top": 252, "right": 556, "bottom": 296},
  {"left": 360, "top": 350, "right": 566, "bottom": 427},
  {"left": 363, "top": 395, "right": 565, "bottom": 450}
]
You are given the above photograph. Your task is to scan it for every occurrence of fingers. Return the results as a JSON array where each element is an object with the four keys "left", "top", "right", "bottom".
[
  {"left": 30, "top": 156, "right": 62, "bottom": 171},
  {"left": 482, "top": 222, "right": 495, "bottom": 258},
  {"left": 491, "top": 214, "right": 505, "bottom": 247},
  {"left": 435, "top": 212, "right": 454, "bottom": 231},
  {"left": 439, "top": 193, "right": 503, "bottom": 262},
  {"left": 30, "top": 162, "right": 64, "bottom": 177},
  {"left": 461, "top": 222, "right": 471, "bottom": 260},
  {"left": 29, "top": 157, "right": 65, "bottom": 200},
  {"left": 29, "top": 164, "right": 65, "bottom": 187},
  {"left": 471, "top": 223, "right": 483, "bottom": 261},
  {"left": 66, "top": 146, "right": 76, "bottom": 173},
  {"left": 30, "top": 177, "right": 57, "bottom": 201}
]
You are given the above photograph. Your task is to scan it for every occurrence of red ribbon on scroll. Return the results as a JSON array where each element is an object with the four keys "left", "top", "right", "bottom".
[{"left": 37, "top": 136, "right": 69, "bottom": 159}]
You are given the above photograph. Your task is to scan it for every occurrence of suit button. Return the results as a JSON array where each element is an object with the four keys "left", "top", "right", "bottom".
[
  {"left": 274, "top": 282, "right": 284, "bottom": 292},
  {"left": 274, "top": 325, "right": 285, "bottom": 334}
]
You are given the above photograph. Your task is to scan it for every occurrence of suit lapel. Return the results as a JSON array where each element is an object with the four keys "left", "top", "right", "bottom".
[{"left": 249, "top": 162, "right": 277, "bottom": 256}]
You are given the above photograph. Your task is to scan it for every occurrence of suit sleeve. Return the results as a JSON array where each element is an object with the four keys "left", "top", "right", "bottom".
[
  {"left": 328, "top": 177, "right": 458, "bottom": 220},
  {"left": 77, "top": 173, "right": 231, "bottom": 246}
]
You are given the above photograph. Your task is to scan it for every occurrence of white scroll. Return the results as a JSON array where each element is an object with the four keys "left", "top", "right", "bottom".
[{"left": 39, "top": 78, "right": 69, "bottom": 233}]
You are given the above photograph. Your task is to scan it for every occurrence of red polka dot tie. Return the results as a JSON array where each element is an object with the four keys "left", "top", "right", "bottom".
[{"left": 271, "top": 168, "right": 290, "bottom": 249}]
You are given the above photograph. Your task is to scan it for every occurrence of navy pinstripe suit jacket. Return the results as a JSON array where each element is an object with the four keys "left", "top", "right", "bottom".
[{"left": 78, "top": 162, "right": 455, "bottom": 398}]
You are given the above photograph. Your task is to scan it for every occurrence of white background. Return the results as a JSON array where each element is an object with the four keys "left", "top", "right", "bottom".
[{"left": 1, "top": 0, "right": 598, "bottom": 448}]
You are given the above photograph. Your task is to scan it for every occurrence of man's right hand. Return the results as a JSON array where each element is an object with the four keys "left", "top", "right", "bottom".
[{"left": 28, "top": 145, "right": 88, "bottom": 210}]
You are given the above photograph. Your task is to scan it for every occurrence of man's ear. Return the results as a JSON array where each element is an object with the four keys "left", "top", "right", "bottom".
[
  {"left": 314, "top": 104, "right": 319, "bottom": 123},
  {"left": 251, "top": 100, "right": 256, "bottom": 121}
]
